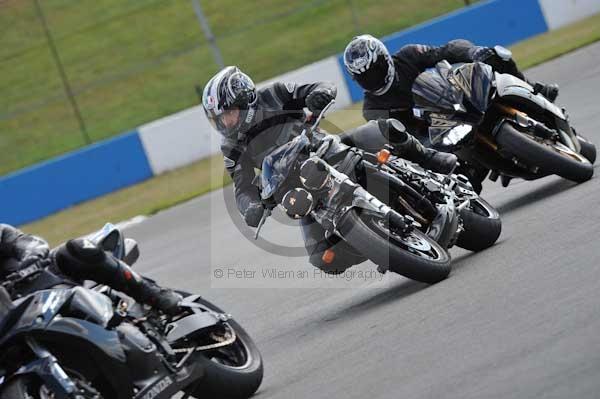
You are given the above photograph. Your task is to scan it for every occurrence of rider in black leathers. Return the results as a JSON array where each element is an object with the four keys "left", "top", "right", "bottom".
[
  {"left": 344, "top": 36, "right": 559, "bottom": 136},
  {"left": 202, "top": 66, "right": 457, "bottom": 273},
  {"left": 343, "top": 36, "right": 561, "bottom": 190},
  {"left": 0, "top": 224, "right": 181, "bottom": 315}
]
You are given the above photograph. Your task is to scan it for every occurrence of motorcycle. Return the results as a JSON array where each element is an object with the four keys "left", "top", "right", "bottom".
[
  {"left": 254, "top": 101, "right": 502, "bottom": 284},
  {"left": 411, "top": 57, "right": 596, "bottom": 192},
  {"left": 0, "top": 224, "right": 263, "bottom": 399}
]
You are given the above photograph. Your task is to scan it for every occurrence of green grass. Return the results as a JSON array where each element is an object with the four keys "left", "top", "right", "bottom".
[
  {"left": 510, "top": 13, "right": 600, "bottom": 69},
  {"left": 20, "top": 11, "right": 600, "bottom": 246},
  {"left": 0, "top": 0, "right": 468, "bottom": 176}
]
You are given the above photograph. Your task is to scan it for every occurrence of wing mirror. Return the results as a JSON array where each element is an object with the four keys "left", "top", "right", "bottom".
[{"left": 123, "top": 238, "right": 140, "bottom": 266}]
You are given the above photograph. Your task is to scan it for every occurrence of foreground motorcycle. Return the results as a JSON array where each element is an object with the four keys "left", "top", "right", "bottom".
[
  {"left": 254, "top": 102, "right": 501, "bottom": 284},
  {"left": 0, "top": 224, "right": 263, "bottom": 399},
  {"left": 412, "top": 58, "right": 595, "bottom": 192}
]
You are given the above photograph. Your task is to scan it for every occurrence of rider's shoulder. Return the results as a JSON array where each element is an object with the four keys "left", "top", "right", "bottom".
[
  {"left": 395, "top": 44, "right": 431, "bottom": 58},
  {"left": 261, "top": 81, "right": 298, "bottom": 98}
]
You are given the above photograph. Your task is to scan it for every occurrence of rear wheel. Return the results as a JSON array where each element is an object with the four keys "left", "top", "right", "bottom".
[
  {"left": 337, "top": 210, "right": 451, "bottom": 284},
  {"left": 496, "top": 122, "right": 593, "bottom": 183},
  {"left": 456, "top": 198, "right": 501, "bottom": 251},
  {"left": 176, "top": 294, "right": 263, "bottom": 399}
]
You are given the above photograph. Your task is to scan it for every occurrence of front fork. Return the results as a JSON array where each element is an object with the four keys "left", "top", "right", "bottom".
[
  {"left": 494, "top": 103, "right": 579, "bottom": 151},
  {"left": 5, "top": 337, "right": 77, "bottom": 399}
]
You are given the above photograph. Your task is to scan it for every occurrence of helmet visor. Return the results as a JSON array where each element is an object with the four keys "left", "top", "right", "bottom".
[{"left": 206, "top": 107, "right": 242, "bottom": 138}]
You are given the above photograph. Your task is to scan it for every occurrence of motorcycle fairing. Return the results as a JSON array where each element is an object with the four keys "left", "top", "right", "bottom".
[
  {"left": 413, "top": 61, "right": 464, "bottom": 113},
  {"left": 261, "top": 134, "right": 309, "bottom": 199},
  {"left": 450, "top": 62, "right": 494, "bottom": 114},
  {"left": 413, "top": 61, "right": 493, "bottom": 147},
  {"left": 494, "top": 72, "right": 566, "bottom": 120},
  {"left": 64, "top": 286, "right": 114, "bottom": 327},
  {"left": 0, "top": 288, "right": 133, "bottom": 397}
]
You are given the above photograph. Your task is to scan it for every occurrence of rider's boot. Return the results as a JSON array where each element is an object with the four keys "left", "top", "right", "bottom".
[
  {"left": 379, "top": 118, "right": 458, "bottom": 174},
  {"left": 56, "top": 238, "right": 182, "bottom": 316}
]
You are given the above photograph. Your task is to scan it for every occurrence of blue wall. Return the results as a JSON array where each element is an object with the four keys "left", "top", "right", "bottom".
[
  {"left": 339, "top": 0, "right": 549, "bottom": 102},
  {"left": 0, "top": 131, "right": 152, "bottom": 226}
]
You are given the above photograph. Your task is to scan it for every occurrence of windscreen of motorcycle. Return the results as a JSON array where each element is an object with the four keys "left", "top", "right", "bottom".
[
  {"left": 450, "top": 62, "right": 494, "bottom": 114},
  {"left": 412, "top": 62, "right": 464, "bottom": 113},
  {"left": 261, "top": 134, "right": 309, "bottom": 199},
  {"left": 413, "top": 61, "right": 494, "bottom": 147}
]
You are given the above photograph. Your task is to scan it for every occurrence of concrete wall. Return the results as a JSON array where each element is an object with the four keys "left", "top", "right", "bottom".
[
  {"left": 539, "top": 0, "right": 600, "bottom": 30},
  {"left": 138, "top": 105, "right": 219, "bottom": 175},
  {"left": 4, "top": 0, "right": 598, "bottom": 225}
]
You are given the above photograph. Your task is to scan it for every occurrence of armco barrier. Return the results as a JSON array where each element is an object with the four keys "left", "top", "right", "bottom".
[
  {"left": 0, "top": 131, "right": 152, "bottom": 226},
  {"left": 339, "top": 0, "right": 549, "bottom": 102}
]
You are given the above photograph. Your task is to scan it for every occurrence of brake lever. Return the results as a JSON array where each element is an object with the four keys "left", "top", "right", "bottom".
[
  {"left": 442, "top": 161, "right": 460, "bottom": 186},
  {"left": 254, "top": 208, "right": 272, "bottom": 240}
]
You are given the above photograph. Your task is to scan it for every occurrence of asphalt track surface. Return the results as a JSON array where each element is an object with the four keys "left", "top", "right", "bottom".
[{"left": 127, "top": 43, "right": 600, "bottom": 399}]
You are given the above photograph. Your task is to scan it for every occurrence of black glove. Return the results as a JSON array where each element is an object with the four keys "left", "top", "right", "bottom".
[
  {"left": 243, "top": 202, "right": 265, "bottom": 228},
  {"left": 306, "top": 88, "right": 336, "bottom": 114},
  {"left": 472, "top": 45, "right": 524, "bottom": 80}
]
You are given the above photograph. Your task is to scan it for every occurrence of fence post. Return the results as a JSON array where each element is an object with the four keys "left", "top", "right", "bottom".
[
  {"left": 191, "top": 0, "right": 225, "bottom": 70},
  {"left": 347, "top": 0, "right": 361, "bottom": 34},
  {"left": 33, "top": 0, "right": 90, "bottom": 145}
]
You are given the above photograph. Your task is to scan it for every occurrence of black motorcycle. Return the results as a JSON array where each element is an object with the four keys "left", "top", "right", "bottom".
[
  {"left": 411, "top": 57, "right": 595, "bottom": 192},
  {"left": 254, "top": 102, "right": 501, "bottom": 284},
  {"left": 0, "top": 224, "right": 263, "bottom": 399}
]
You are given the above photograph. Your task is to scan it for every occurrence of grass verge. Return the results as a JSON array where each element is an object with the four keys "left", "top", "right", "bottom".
[
  {"left": 22, "top": 12, "right": 600, "bottom": 245},
  {"left": 0, "top": 0, "right": 467, "bottom": 175}
]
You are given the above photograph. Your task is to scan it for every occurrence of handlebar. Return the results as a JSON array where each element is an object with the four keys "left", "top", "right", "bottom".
[
  {"left": 254, "top": 100, "right": 335, "bottom": 241},
  {"left": 305, "top": 100, "right": 335, "bottom": 141}
]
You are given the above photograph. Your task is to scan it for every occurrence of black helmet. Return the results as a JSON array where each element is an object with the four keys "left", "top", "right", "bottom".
[
  {"left": 343, "top": 34, "right": 395, "bottom": 95},
  {"left": 202, "top": 66, "right": 258, "bottom": 138}
]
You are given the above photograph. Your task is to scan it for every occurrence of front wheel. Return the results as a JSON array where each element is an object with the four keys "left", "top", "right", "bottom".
[
  {"left": 496, "top": 122, "right": 593, "bottom": 183},
  {"left": 178, "top": 294, "right": 263, "bottom": 399},
  {"left": 456, "top": 198, "right": 502, "bottom": 251},
  {"left": 1, "top": 374, "right": 103, "bottom": 399},
  {"left": 337, "top": 210, "right": 451, "bottom": 284},
  {"left": 577, "top": 135, "right": 596, "bottom": 164}
]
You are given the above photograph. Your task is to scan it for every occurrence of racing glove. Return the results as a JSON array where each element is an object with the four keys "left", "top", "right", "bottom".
[
  {"left": 306, "top": 88, "right": 336, "bottom": 114},
  {"left": 243, "top": 201, "right": 265, "bottom": 228}
]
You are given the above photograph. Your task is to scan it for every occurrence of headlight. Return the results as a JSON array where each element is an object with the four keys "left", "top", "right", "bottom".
[
  {"left": 281, "top": 188, "right": 314, "bottom": 219},
  {"left": 442, "top": 124, "right": 473, "bottom": 146}
]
